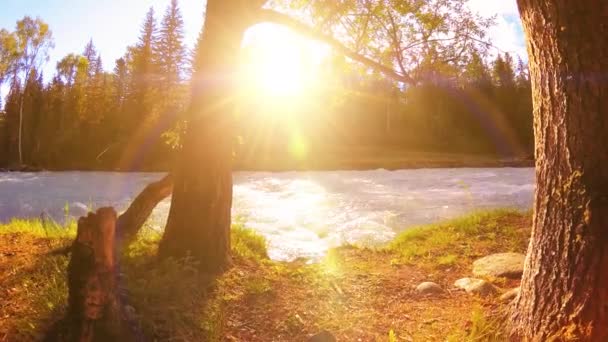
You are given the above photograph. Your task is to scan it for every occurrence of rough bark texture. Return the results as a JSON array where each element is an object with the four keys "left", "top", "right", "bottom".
[
  {"left": 512, "top": 1, "right": 608, "bottom": 340},
  {"left": 116, "top": 173, "right": 173, "bottom": 249},
  {"left": 46, "top": 208, "right": 137, "bottom": 342},
  {"left": 158, "top": 0, "right": 263, "bottom": 273}
]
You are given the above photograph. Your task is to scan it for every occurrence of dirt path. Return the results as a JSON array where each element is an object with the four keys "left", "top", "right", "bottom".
[{"left": 218, "top": 247, "right": 491, "bottom": 341}]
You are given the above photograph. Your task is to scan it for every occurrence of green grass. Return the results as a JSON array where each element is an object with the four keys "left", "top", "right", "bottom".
[
  {"left": 231, "top": 223, "right": 269, "bottom": 262},
  {"left": 0, "top": 217, "right": 76, "bottom": 239},
  {"left": 3, "top": 251, "right": 69, "bottom": 340},
  {"left": 388, "top": 209, "right": 531, "bottom": 269},
  {"left": 1, "top": 210, "right": 529, "bottom": 340},
  {"left": 0, "top": 218, "right": 270, "bottom": 341},
  {"left": 121, "top": 223, "right": 270, "bottom": 341}
]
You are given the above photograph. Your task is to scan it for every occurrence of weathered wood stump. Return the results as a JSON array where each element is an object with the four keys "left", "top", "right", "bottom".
[{"left": 46, "top": 208, "right": 138, "bottom": 342}]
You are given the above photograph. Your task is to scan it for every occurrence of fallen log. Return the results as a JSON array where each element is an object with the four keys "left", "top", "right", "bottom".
[
  {"left": 116, "top": 173, "right": 173, "bottom": 249},
  {"left": 47, "top": 174, "right": 174, "bottom": 256}
]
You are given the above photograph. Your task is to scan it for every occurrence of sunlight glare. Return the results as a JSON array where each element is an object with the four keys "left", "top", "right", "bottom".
[
  {"left": 240, "top": 24, "right": 329, "bottom": 102},
  {"left": 289, "top": 132, "right": 309, "bottom": 160}
]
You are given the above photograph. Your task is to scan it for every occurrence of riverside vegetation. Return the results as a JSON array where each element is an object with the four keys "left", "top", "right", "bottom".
[{"left": 0, "top": 209, "right": 530, "bottom": 341}]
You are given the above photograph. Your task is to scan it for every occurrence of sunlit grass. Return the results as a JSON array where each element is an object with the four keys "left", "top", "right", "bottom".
[
  {"left": 0, "top": 217, "right": 76, "bottom": 239},
  {"left": 389, "top": 209, "right": 531, "bottom": 269},
  {"left": 0, "top": 210, "right": 530, "bottom": 340},
  {"left": 231, "top": 223, "right": 268, "bottom": 262},
  {"left": 0, "top": 218, "right": 270, "bottom": 341}
]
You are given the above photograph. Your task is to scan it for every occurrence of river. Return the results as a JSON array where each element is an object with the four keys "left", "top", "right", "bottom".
[{"left": 0, "top": 168, "right": 534, "bottom": 260}]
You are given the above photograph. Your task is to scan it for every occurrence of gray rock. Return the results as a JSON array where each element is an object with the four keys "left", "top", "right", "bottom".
[
  {"left": 454, "top": 278, "right": 497, "bottom": 297},
  {"left": 308, "top": 330, "right": 336, "bottom": 342},
  {"left": 454, "top": 277, "right": 476, "bottom": 290},
  {"left": 473, "top": 252, "right": 526, "bottom": 279},
  {"left": 466, "top": 280, "right": 498, "bottom": 297},
  {"left": 416, "top": 282, "right": 443, "bottom": 295},
  {"left": 500, "top": 287, "right": 520, "bottom": 302}
]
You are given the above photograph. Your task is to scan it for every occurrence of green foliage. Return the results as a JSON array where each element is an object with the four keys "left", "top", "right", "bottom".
[
  {"left": 1, "top": 5, "right": 188, "bottom": 169},
  {"left": 231, "top": 224, "right": 269, "bottom": 261},
  {"left": 389, "top": 209, "right": 530, "bottom": 268},
  {"left": 0, "top": 29, "right": 19, "bottom": 85},
  {"left": 282, "top": 0, "right": 495, "bottom": 80},
  {"left": 6, "top": 251, "right": 69, "bottom": 340},
  {"left": 1, "top": 1, "right": 533, "bottom": 169},
  {"left": 0, "top": 217, "right": 76, "bottom": 239},
  {"left": 156, "top": 0, "right": 186, "bottom": 90}
]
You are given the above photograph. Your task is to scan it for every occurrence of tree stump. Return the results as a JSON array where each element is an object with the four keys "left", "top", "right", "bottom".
[{"left": 46, "top": 208, "right": 138, "bottom": 342}]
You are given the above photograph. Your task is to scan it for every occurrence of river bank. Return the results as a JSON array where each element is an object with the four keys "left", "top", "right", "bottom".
[
  {"left": 0, "top": 168, "right": 534, "bottom": 261},
  {"left": 0, "top": 209, "right": 530, "bottom": 341},
  {"left": 1, "top": 149, "right": 533, "bottom": 172}
]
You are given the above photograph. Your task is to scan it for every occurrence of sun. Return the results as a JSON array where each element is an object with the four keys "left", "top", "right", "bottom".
[
  {"left": 239, "top": 24, "right": 328, "bottom": 101},
  {"left": 248, "top": 46, "right": 306, "bottom": 97}
]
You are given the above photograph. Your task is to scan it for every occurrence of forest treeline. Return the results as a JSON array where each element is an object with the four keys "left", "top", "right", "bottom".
[{"left": 0, "top": 0, "right": 532, "bottom": 170}]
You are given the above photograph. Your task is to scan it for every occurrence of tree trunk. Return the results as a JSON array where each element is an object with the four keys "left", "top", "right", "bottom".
[
  {"left": 116, "top": 173, "right": 173, "bottom": 249},
  {"left": 18, "top": 92, "right": 24, "bottom": 165},
  {"left": 47, "top": 208, "right": 137, "bottom": 342},
  {"left": 512, "top": 1, "right": 608, "bottom": 340},
  {"left": 158, "top": 0, "right": 258, "bottom": 273}
]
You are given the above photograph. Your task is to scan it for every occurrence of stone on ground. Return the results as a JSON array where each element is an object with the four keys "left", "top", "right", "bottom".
[
  {"left": 415, "top": 282, "right": 443, "bottom": 295},
  {"left": 454, "top": 277, "right": 475, "bottom": 290},
  {"left": 453, "top": 277, "right": 497, "bottom": 297},
  {"left": 473, "top": 252, "right": 525, "bottom": 278},
  {"left": 500, "top": 287, "right": 520, "bottom": 302}
]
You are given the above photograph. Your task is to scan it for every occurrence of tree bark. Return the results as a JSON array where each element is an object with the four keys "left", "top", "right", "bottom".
[
  {"left": 512, "top": 1, "right": 608, "bottom": 340},
  {"left": 47, "top": 208, "right": 137, "bottom": 342},
  {"left": 158, "top": 0, "right": 259, "bottom": 273},
  {"left": 116, "top": 173, "right": 173, "bottom": 249},
  {"left": 18, "top": 92, "right": 24, "bottom": 165}
]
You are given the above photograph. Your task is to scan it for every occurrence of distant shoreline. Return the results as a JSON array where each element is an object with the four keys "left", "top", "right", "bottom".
[
  {"left": 0, "top": 160, "right": 534, "bottom": 173},
  {"left": 0, "top": 153, "right": 534, "bottom": 172}
]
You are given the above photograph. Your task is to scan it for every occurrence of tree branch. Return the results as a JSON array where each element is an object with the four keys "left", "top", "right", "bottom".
[{"left": 252, "top": 9, "right": 415, "bottom": 85}]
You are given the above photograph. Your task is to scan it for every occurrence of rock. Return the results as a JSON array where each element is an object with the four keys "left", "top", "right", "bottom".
[
  {"left": 415, "top": 282, "right": 443, "bottom": 295},
  {"left": 453, "top": 278, "right": 497, "bottom": 297},
  {"left": 500, "top": 287, "right": 520, "bottom": 302},
  {"left": 308, "top": 330, "right": 336, "bottom": 342},
  {"left": 454, "top": 277, "right": 476, "bottom": 290},
  {"left": 466, "top": 280, "right": 498, "bottom": 297},
  {"left": 473, "top": 252, "right": 526, "bottom": 279}
]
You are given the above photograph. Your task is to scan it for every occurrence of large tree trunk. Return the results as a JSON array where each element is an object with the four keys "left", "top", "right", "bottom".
[
  {"left": 512, "top": 0, "right": 608, "bottom": 340},
  {"left": 158, "top": 1, "right": 260, "bottom": 273}
]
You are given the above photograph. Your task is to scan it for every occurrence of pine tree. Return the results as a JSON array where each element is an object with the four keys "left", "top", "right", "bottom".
[
  {"left": 21, "top": 68, "right": 45, "bottom": 162},
  {"left": 462, "top": 52, "right": 491, "bottom": 88},
  {"left": 515, "top": 56, "right": 529, "bottom": 89},
  {"left": 156, "top": 0, "right": 186, "bottom": 93},
  {"left": 129, "top": 7, "right": 159, "bottom": 123},
  {"left": 82, "top": 39, "right": 99, "bottom": 77},
  {"left": 113, "top": 57, "right": 129, "bottom": 110},
  {"left": 191, "top": 24, "right": 205, "bottom": 76},
  {"left": 492, "top": 53, "right": 516, "bottom": 88}
]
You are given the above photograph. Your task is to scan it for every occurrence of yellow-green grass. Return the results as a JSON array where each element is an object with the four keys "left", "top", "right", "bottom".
[
  {"left": 0, "top": 209, "right": 531, "bottom": 341},
  {"left": 389, "top": 209, "right": 531, "bottom": 270}
]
